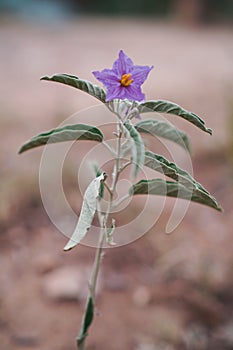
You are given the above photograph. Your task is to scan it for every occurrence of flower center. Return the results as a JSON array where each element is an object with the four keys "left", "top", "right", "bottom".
[{"left": 120, "top": 73, "right": 133, "bottom": 87}]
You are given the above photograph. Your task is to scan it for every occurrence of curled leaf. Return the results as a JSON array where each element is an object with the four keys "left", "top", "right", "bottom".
[
  {"left": 64, "top": 173, "right": 105, "bottom": 251},
  {"left": 129, "top": 178, "right": 222, "bottom": 211},
  {"left": 135, "top": 119, "right": 190, "bottom": 152},
  {"left": 138, "top": 100, "right": 212, "bottom": 134},
  {"left": 19, "top": 124, "right": 103, "bottom": 153},
  {"left": 144, "top": 151, "right": 208, "bottom": 192},
  {"left": 124, "top": 122, "right": 145, "bottom": 180},
  {"left": 41, "top": 74, "right": 106, "bottom": 103}
]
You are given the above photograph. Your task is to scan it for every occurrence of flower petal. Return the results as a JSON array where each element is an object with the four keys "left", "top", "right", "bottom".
[
  {"left": 125, "top": 84, "right": 145, "bottom": 102},
  {"left": 113, "top": 50, "right": 134, "bottom": 76},
  {"left": 93, "top": 51, "right": 153, "bottom": 101},
  {"left": 105, "top": 85, "right": 124, "bottom": 101},
  {"left": 131, "top": 65, "right": 154, "bottom": 85},
  {"left": 92, "top": 69, "right": 119, "bottom": 86}
]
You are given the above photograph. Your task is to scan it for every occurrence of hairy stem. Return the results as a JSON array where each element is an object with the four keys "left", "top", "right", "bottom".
[
  {"left": 89, "top": 211, "right": 105, "bottom": 297},
  {"left": 76, "top": 122, "right": 122, "bottom": 350}
]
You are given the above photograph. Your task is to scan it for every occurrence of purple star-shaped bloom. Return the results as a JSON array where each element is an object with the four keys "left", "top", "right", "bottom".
[{"left": 92, "top": 50, "right": 153, "bottom": 102}]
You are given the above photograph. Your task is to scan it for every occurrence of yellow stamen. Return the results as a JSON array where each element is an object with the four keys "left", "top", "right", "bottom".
[{"left": 120, "top": 73, "right": 133, "bottom": 87}]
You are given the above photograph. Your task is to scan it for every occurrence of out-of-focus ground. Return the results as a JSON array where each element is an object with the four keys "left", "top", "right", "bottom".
[{"left": 0, "top": 16, "right": 233, "bottom": 350}]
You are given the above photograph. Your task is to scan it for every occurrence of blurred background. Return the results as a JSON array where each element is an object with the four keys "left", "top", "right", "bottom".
[{"left": 0, "top": 1, "right": 233, "bottom": 349}]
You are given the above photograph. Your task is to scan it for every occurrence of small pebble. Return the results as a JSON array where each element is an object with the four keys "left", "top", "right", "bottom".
[
  {"left": 42, "top": 265, "right": 102, "bottom": 302},
  {"left": 132, "top": 286, "right": 152, "bottom": 307}
]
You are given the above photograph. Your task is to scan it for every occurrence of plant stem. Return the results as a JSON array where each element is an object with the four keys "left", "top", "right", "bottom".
[
  {"left": 76, "top": 210, "right": 106, "bottom": 350},
  {"left": 111, "top": 124, "right": 123, "bottom": 194},
  {"left": 89, "top": 212, "right": 105, "bottom": 298},
  {"left": 76, "top": 122, "right": 123, "bottom": 350},
  {"left": 112, "top": 193, "right": 130, "bottom": 208}
]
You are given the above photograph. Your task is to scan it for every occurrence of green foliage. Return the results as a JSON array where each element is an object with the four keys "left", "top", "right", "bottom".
[
  {"left": 18, "top": 124, "right": 103, "bottom": 153},
  {"left": 124, "top": 122, "right": 145, "bottom": 180},
  {"left": 135, "top": 119, "right": 190, "bottom": 151},
  {"left": 129, "top": 178, "right": 222, "bottom": 211},
  {"left": 143, "top": 151, "right": 222, "bottom": 211},
  {"left": 41, "top": 74, "right": 106, "bottom": 103},
  {"left": 144, "top": 151, "right": 208, "bottom": 192},
  {"left": 138, "top": 100, "right": 212, "bottom": 134},
  {"left": 77, "top": 296, "right": 94, "bottom": 348},
  {"left": 64, "top": 173, "right": 105, "bottom": 251}
]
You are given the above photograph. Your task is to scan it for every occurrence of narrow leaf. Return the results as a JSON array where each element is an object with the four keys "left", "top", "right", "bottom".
[
  {"left": 82, "top": 296, "right": 94, "bottom": 334},
  {"left": 135, "top": 119, "right": 190, "bottom": 152},
  {"left": 77, "top": 296, "right": 94, "bottom": 347},
  {"left": 120, "top": 139, "right": 132, "bottom": 158},
  {"left": 124, "top": 122, "right": 145, "bottom": 179},
  {"left": 41, "top": 74, "right": 106, "bottom": 103},
  {"left": 138, "top": 100, "right": 212, "bottom": 135},
  {"left": 19, "top": 124, "right": 103, "bottom": 153},
  {"left": 129, "top": 178, "right": 222, "bottom": 211},
  {"left": 144, "top": 151, "right": 208, "bottom": 193},
  {"left": 64, "top": 173, "right": 105, "bottom": 251}
]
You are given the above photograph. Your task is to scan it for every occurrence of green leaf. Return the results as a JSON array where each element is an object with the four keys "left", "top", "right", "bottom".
[
  {"left": 138, "top": 100, "right": 212, "bottom": 135},
  {"left": 41, "top": 74, "right": 106, "bottom": 103},
  {"left": 144, "top": 151, "right": 208, "bottom": 193},
  {"left": 82, "top": 297, "right": 94, "bottom": 334},
  {"left": 77, "top": 296, "right": 94, "bottom": 347},
  {"left": 129, "top": 178, "right": 222, "bottom": 211},
  {"left": 64, "top": 173, "right": 106, "bottom": 251},
  {"left": 124, "top": 122, "right": 145, "bottom": 180},
  {"left": 18, "top": 124, "right": 103, "bottom": 153},
  {"left": 135, "top": 119, "right": 190, "bottom": 152}
]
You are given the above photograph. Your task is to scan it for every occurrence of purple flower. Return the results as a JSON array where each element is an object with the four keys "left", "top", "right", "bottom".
[{"left": 92, "top": 50, "right": 153, "bottom": 102}]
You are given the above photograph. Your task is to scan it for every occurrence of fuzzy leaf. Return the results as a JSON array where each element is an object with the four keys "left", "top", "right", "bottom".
[
  {"left": 41, "top": 74, "right": 106, "bottom": 103},
  {"left": 120, "top": 139, "right": 132, "bottom": 158},
  {"left": 19, "top": 124, "right": 103, "bottom": 153},
  {"left": 77, "top": 296, "right": 94, "bottom": 347},
  {"left": 124, "top": 122, "right": 145, "bottom": 179},
  {"left": 138, "top": 100, "right": 212, "bottom": 135},
  {"left": 144, "top": 151, "right": 208, "bottom": 193},
  {"left": 135, "top": 119, "right": 190, "bottom": 152},
  {"left": 64, "top": 173, "right": 105, "bottom": 251},
  {"left": 129, "top": 178, "right": 222, "bottom": 211}
]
